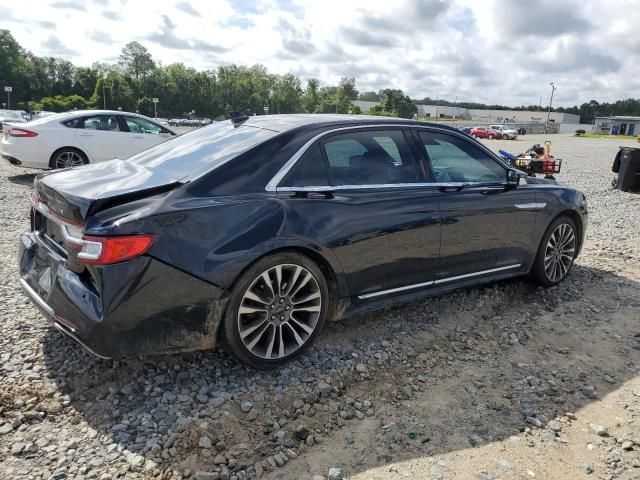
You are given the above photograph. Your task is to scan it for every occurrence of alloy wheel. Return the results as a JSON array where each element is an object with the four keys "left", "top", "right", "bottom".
[
  {"left": 55, "top": 151, "right": 84, "bottom": 169},
  {"left": 544, "top": 223, "right": 576, "bottom": 283},
  {"left": 237, "top": 264, "right": 322, "bottom": 360}
]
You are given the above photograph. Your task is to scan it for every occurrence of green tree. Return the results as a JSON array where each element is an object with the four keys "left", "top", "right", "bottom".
[
  {"left": 270, "top": 73, "right": 302, "bottom": 114},
  {"left": 358, "top": 91, "right": 380, "bottom": 102},
  {"left": 302, "top": 78, "right": 320, "bottom": 113},
  {"left": 336, "top": 77, "right": 358, "bottom": 114},
  {"left": 371, "top": 89, "right": 417, "bottom": 118},
  {"left": 119, "top": 41, "right": 155, "bottom": 82}
]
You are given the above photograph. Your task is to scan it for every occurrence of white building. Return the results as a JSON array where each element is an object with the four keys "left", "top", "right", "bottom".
[
  {"left": 594, "top": 116, "right": 640, "bottom": 136},
  {"left": 353, "top": 100, "right": 580, "bottom": 125}
]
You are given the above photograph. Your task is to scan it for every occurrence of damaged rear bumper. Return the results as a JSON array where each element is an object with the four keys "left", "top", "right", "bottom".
[{"left": 19, "top": 231, "right": 228, "bottom": 359}]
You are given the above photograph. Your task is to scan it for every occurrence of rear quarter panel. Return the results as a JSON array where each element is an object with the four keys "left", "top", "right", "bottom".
[{"left": 129, "top": 194, "right": 349, "bottom": 296}]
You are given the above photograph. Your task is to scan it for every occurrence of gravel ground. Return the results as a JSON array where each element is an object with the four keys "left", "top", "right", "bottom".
[{"left": 1, "top": 134, "right": 639, "bottom": 480}]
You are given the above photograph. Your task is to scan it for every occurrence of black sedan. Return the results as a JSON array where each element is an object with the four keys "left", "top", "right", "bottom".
[{"left": 19, "top": 114, "right": 588, "bottom": 368}]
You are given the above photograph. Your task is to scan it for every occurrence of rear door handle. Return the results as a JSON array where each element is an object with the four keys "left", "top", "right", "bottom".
[
  {"left": 78, "top": 133, "right": 93, "bottom": 137},
  {"left": 131, "top": 135, "right": 144, "bottom": 139},
  {"left": 438, "top": 186, "right": 463, "bottom": 192}
]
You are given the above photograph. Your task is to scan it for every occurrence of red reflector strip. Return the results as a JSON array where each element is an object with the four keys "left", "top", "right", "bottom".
[
  {"left": 9, "top": 128, "right": 38, "bottom": 137},
  {"left": 78, "top": 235, "right": 156, "bottom": 265},
  {"left": 33, "top": 199, "right": 84, "bottom": 227}
]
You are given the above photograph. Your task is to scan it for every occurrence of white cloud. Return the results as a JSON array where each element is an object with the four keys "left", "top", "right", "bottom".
[{"left": 0, "top": 0, "right": 637, "bottom": 106}]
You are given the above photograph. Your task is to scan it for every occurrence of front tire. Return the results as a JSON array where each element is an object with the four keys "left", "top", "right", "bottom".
[
  {"left": 222, "top": 252, "right": 329, "bottom": 369},
  {"left": 530, "top": 216, "right": 578, "bottom": 287}
]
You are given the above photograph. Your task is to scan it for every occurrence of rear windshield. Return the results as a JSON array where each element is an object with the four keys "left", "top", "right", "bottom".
[
  {"left": 128, "top": 120, "right": 279, "bottom": 180},
  {"left": 24, "top": 111, "right": 78, "bottom": 126}
]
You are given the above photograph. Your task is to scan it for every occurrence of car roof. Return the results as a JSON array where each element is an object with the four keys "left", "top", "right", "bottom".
[{"left": 241, "top": 114, "right": 459, "bottom": 134}]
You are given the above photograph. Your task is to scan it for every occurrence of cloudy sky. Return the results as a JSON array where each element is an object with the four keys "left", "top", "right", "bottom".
[{"left": 1, "top": 0, "right": 637, "bottom": 106}]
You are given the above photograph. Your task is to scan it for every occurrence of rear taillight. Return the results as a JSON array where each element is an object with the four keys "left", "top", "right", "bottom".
[
  {"left": 77, "top": 235, "right": 156, "bottom": 265},
  {"left": 8, "top": 128, "right": 38, "bottom": 137}
]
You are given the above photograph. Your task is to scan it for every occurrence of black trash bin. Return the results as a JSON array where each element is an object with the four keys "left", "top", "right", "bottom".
[{"left": 612, "top": 147, "right": 640, "bottom": 191}]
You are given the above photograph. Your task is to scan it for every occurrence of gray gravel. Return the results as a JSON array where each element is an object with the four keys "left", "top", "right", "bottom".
[{"left": 1, "top": 134, "right": 639, "bottom": 480}]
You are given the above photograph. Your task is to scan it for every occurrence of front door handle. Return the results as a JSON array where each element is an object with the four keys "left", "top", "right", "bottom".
[
  {"left": 480, "top": 185, "right": 507, "bottom": 195},
  {"left": 307, "top": 191, "right": 334, "bottom": 199},
  {"left": 131, "top": 135, "right": 144, "bottom": 139},
  {"left": 78, "top": 133, "right": 93, "bottom": 137}
]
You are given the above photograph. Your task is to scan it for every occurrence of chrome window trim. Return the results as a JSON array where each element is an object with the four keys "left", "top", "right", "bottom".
[
  {"left": 265, "top": 123, "right": 509, "bottom": 192},
  {"left": 357, "top": 264, "right": 521, "bottom": 300},
  {"left": 275, "top": 182, "right": 471, "bottom": 193}
]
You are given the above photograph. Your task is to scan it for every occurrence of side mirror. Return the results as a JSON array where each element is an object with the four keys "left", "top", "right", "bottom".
[{"left": 506, "top": 169, "right": 522, "bottom": 186}]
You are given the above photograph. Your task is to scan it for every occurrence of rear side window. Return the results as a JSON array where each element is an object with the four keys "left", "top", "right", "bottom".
[
  {"left": 62, "top": 119, "right": 79, "bottom": 128},
  {"left": 78, "top": 115, "right": 122, "bottom": 131},
  {"left": 281, "top": 144, "right": 329, "bottom": 187},
  {"left": 321, "top": 130, "right": 419, "bottom": 186}
]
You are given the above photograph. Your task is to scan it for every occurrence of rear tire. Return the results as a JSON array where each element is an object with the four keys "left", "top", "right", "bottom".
[
  {"left": 530, "top": 216, "right": 578, "bottom": 287},
  {"left": 222, "top": 252, "right": 329, "bottom": 369},
  {"left": 50, "top": 148, "right": 88, "bottom": 169}
]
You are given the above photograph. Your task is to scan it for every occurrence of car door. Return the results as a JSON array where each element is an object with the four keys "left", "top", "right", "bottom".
[
  {"left": 73, "top": 114, "right": 131, "bottom": 162},
  {"left": 122, "top": 116, "right": 174, "bottom": 157},
  {"left": 415, "top": 129, "right": 537, "bottom": 282},
  {"left": 275, "top": 127, "right": 442, "bottom": 300}
]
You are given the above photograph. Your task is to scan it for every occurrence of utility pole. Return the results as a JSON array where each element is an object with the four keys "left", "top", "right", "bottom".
[
  {"left": 545, "top": 83, "right": 558, "bottom": 134},
  {"left": 4, "top": 86, "right": 12, "bottom": 109},
  {"left": 102, "top": 75, "right": 107, "bottom": 109}
]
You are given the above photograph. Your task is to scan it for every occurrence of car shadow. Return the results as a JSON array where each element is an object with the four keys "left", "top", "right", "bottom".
[
  {"left": 40, "top": 264, "right": 640, "bottom": 477},
  {"left": 7, "top": 172, "right": 37, "bottom": 186}
]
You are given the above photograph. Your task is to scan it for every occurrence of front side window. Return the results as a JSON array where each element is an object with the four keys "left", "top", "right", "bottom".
[
  {"left": 322, "top": 130, "right": 419, "bottom": 186},
  {"left": 126, "top": 117, "right": 163, "bottom": 135},
  {"left": 419, "top": 131, "right": 505, "bottom": 183},
  {"left": 79, "top": 115, "right": 121, "bottom": 132}
]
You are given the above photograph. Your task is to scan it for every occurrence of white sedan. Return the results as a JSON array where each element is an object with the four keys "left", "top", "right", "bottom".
[{"left": 1, "top": 110, "right": 177, "bottom": 169}]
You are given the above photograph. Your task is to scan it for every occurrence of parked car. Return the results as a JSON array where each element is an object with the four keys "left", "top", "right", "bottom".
[
  {"left": 19, "top": 114, "right": 588, "bottom": 368},
  {"left": 1, "top": 110, "right": 176, "bottom": 169},
  {"left": 31, "top": 111, "right": 58, "bottom": 120},
  {"left": 456, "top": 126, "right": 472, "bottom": 135},
  {"left": 0, "top": 109, "right": 27, "bottom": 131},
  {"left": 490, "top": 125, "right": 519, "bottom": 140},
  {"left": 470, "top": 127, "right": 503, "bottom": 139},
  {"left": 154, "top": 117, "right": 170, "bottom": 127}
]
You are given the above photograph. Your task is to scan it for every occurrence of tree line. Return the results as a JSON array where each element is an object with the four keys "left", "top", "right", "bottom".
[
  {"left": 1, "top": 29, "right": 637, "bottom": 123},
  {"left": 0, "top": 30, "right": 417, "bottom": 119}
]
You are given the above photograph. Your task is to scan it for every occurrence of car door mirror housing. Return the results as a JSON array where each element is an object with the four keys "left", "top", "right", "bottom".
[{"left": 506, "top": 169, "right": 523, "bottom": 186}]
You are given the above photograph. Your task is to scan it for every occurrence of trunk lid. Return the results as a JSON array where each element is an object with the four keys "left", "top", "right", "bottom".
[{"left": 35, "top": 159, "right": 184, "bottom": 224}]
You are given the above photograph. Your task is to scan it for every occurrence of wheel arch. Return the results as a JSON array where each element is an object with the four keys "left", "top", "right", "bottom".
[
  {"left": 49, "top": 146, "right": 89, "bottom": 168},
  {"left": 225, "top": 245, "right": 348, "bottom": 322},
  {"left": 551, "top": 208, "right": 584, "bottom": 255}
]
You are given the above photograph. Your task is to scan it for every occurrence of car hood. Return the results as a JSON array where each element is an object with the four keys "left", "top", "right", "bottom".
[{"left": 36, "top": 159, "right": 184, "bottom": 223}]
